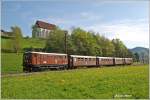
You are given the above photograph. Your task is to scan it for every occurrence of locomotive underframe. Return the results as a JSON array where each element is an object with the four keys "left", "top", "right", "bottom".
[{"left": 23, "top": 64, "right": 68, "bottom": 72}]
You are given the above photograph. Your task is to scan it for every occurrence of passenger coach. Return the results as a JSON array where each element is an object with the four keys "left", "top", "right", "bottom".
[
  {"left": 97, "top": 57, "right": 114, "bottom": 66},
  {"left": 69, "top": 55, "right": 97, "bottom": 68}
]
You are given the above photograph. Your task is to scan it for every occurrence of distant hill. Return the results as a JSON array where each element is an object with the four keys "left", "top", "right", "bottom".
[
  {"left": 130, "top": 47, "right": 149, "bottom": 63},
  {"left": 130, "top": 47, "right": 149, "bottom": 55}
]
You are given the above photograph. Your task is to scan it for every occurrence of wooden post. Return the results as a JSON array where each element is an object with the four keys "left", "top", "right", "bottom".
[{"left": 64, "top": 30, "right": 68, "bottom": 54}]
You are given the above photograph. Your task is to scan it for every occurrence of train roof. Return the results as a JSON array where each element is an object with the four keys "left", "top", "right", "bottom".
[
  {"left": 24, "top": 52, "right": 67, "bottom": 56},
  {"left": 97, "top": 57, "right": 114, "bottom": 59},
  {"left": 114, "top": 57, "right": 123, "bottom": 59},
  {"left": 115, "top": 57, "right": 132, "bottom": 59},
  {"left": 70, "top": 55, "right": 96, "bottom": 58},
  {"left": 124, "top": 58, "right": 133, "bottom": 59}
]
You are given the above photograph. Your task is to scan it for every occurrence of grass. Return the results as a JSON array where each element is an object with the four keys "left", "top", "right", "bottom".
[
  {"left": 1, "top": 37, "right": 46, "bottom": 49},
  {"left": 1, "top": 53, "right": 23, "bottom": 73},
  {"left": 1, "top": 65, "right": 149, "bottom": 99},
  {"left": 21, "top": 38, "right": 46, "bottom": 48}
]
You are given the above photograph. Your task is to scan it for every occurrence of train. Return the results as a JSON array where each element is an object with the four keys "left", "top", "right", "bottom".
[{"left": 23, "top": 52, "right": 133, "bottom": 72}]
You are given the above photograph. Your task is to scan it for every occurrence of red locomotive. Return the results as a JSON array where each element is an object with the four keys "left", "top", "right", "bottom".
[
  {"left": 23, "top": 52, "right": 133, "bottom": 72},
  {"left": 23, "top": 52, "right": 68, "bottom": 71}
]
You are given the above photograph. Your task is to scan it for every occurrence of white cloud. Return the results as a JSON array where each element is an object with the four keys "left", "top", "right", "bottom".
[
  {"left": 83, "top": 19, "right": 149, "bottom": 48},
  {"left": 79, "top": 12, "right": 102, "bottom": 21},
  {"left": 37, "top": 12, "right": 102, "bottom": 29}
]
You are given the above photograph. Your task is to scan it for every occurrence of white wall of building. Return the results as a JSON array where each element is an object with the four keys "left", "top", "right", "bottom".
[{"left": 35, "top": 28, "right": 51, "bottom": 38}]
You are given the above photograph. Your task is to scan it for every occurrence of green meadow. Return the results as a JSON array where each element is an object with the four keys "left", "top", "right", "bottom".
[
  {"left": 1, "top": 53, "right": 23, "bottom": 73},
  {"left": 2, "top": 65, "right": 149, "bottom": 99}
]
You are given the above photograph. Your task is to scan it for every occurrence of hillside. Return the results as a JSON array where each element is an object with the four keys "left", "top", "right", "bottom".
[
  {"left": 130, "top": 47, "right": 149, "bottom": 55},
  {"left": 1, "top": 37, "right": 46, "bottom": 52},
  {"left": 130, "top": 47, "right": 149, "bottom": 63}
]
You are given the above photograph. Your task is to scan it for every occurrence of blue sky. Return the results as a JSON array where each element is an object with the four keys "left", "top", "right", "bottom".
[{"left": 1, "top": 0, "right": 149, "bottom": 49}]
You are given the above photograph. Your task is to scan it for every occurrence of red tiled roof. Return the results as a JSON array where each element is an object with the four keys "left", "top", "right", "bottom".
[{"left": 36, "top": 20, "right": 56, "bottom": 30}]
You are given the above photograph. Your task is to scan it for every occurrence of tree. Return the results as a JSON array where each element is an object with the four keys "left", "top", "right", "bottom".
[
  {"left": 134, "top": 52, "right": 139, "bottom": 62},
  {"left": 45, "top": 26, "right": 132, "bottom": 58},
  {"left": 11, "top": 26, "right": 23, "bottom": 54},
  {"left": 45, "top": 27, "right": 66, "bottom": 53},
  {"left": 95, "top": 34, "right": 115, "bottom": 57},
  {"left": 71, "top": 28, "right": 99, "bottom": 56},
  {"left": 32, "top": 24, "right": 40, "bottom": 38},
  {"left": 112, "top": 39, "right": 129, "bottom": 57}
]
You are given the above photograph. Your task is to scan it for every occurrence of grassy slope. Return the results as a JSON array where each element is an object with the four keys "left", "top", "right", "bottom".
[
  {"left": 1, "top": 37, "right": 13, "bottom": 49},
  {"left": 21, "top": 38, "right": 46, "bottom": 48},
  {"left": 2, "top": 65, "right": 149, "bottom": 99},
  {"left": 1, "top": 37, "right": 46, "bottom": 49}
]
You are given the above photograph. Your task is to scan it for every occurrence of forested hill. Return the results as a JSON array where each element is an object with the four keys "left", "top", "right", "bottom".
[
  {"left": 130, "top": 47, "right": 149, "bottom": 55},
  {"left": 130, "top": 47, "right": 149, "bottom": 63}
]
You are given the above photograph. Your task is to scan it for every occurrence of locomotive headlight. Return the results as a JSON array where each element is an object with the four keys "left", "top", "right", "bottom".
[{"left": 43, "top": 61, "right": 47, "bottom": 63}]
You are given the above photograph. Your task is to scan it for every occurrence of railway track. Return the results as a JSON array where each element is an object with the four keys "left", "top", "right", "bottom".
[{"left": 1, "top": 71, "right": 48, "bottom": 77}]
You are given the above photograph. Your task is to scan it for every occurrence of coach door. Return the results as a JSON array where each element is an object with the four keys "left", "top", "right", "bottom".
[
  {"left": 36, "top": 54, "right": 41, "bottom": 65},
  {"left": 68, "top": 56, "right": 73, "bottom": 68},
  {"left": 96, "top": 57, "right": 99, "bottom": 66}
]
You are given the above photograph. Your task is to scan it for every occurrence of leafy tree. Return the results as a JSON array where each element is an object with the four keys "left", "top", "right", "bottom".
[
  {"left": 95, "top": 34, "right": 115, "bottom": 57},
  {"left": 134, "top": 52, "right": 139, "bottom": 62},
  {"left": 126, "top": 49, "right": 133, "bottom": 58},
  {"left": 71, "top": 28, "right": 98, "bottom": 55},
  {"left": 112, "top": 39, "right": 129, "bottom": 57},
  {"left": 32, "top": 24, "right": 40, "bottom": 38},
  {"left": 45, "top": 26, "right": 133, "bottom": 58},
  {"left": 45, "top": 27, "right": 66, "bottom": 53},
  {"left": 67, "top": 35, "right": 77, "bottom": 55},
  {"left": 11, "top": 26, "right": 23, "bottom": 54}
]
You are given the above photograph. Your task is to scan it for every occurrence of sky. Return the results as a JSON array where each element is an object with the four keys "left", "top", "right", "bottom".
[{"left": 1, "top": 0, "right": 149, "bottom": 49}]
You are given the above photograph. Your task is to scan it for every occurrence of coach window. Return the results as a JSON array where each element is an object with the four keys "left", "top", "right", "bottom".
[
  {"left": 74, "top": 58, "right": 77, "bottom": 62},
  {"left": 78, "top": 58, "right": 80, "bottom": 61},
  {"left": 89, "top": 58, "right": 91, "bottom": 61},
  {"left": 85, "top": 58, "right": 87, "bottom": 61},
  {"left": 81, "top": 58, "right": 83, "bottom": 61},
  {"left": 79, "top": 58, "right": 81, "bottom": 61},
  {"left": 80, "top": 58, "right": 82, "bottom": 61}
]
